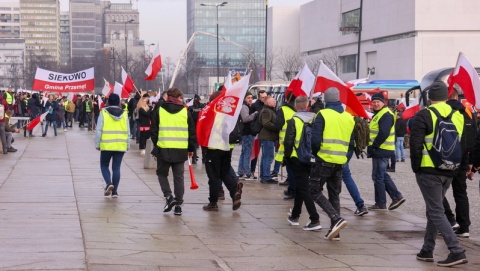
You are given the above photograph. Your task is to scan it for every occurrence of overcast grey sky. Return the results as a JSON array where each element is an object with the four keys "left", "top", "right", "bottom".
[{"left": 57, "top": 0, "right": 312, "bottom": 61}]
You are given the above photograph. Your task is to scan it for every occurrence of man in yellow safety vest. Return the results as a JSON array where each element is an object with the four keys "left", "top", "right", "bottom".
[{"left": 150, "top": 88, "right": 196, "bottom": 216}]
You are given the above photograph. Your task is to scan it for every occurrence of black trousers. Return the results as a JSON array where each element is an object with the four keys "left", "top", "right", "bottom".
[
  {"left": 289, "top": 159, "right": 319, "bottom": 222},
  {"left": 443, "top": 169, "right": 470, "bottom": 231},
  {"left": 138, "top": 130, "right": 150, "bottom": 149},
  {"left": 204, "top": 149, "right": 238, "bottom": 203}
]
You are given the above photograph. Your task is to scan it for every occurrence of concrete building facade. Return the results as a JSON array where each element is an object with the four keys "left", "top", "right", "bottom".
[
  {"left": 59, "top": 11, "right": 70, "bottom": 66},
  {"left": 0, "top": 2, "right": 20, "bottom": 39},
  {"left": 269, "top": 0, "right": 480, "bottom": 82},
  {"left": 19, "top": 0, "right": 60, "bottom": 63},
  {"left": 0, "top": 38, "right": 25, "bottom": 90}
]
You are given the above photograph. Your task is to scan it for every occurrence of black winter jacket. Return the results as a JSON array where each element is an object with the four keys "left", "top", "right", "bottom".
[{"left": 150, "top": 102, "right": 196, "bottom": 163}]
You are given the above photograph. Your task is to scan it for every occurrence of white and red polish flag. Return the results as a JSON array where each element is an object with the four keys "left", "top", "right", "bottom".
[
  {"left": 196, "top": 73, "right": 251, "bottom": 151},
  {"left": 32, "top": 67, "right": 94, "bottom": 92},
  {"left": 144, "top": 44, "right": 162, "bottom": 81},
  {"left": 121, "top": 67, "right": 135, "bottom": 94},
  {"left": 97, "top": 95, "right": 104, "bottom": 109},
  {"left": 102, "top": 78, "right": 114, "bottom": 97},
  {"left": 26, "top": 112, "right": 48, "bottom": 131},
  {"left": 113, "top": 82, "right": 130, "bottom": 99},
  {"left": 66, "top": 92, "right": 78, "bottom": 103},
  {"left": 402, "top": 98, "right": 420, "bottom": 120},
  {"left": 286, "top": 63, "right": 315, "bottom": 98},
  {"left": 313, "top": 61, "right": 370, "bottom": 119},
  {"left": 448, "top": 52, "right": 480, "bottom": 108}
]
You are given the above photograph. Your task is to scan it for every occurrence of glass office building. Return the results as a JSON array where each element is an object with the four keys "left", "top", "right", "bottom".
[{"left": 187, "top": 0, "right": 266, "bottom": 79}]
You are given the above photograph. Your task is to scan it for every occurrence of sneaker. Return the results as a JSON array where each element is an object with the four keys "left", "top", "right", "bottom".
[
  {"left": 437, "top": 252, "right": 468, "bottom": 267},
  {"left": 232, "top": 182, "right": 243, "bottom": 211},
  {"left": 324, "top": 230, "right": 340, "bottom": 241},
  {"left": 368, "top": 204, "right": 387, "bottom": 210},
  {"left": 7, "top": 147, "right": 17, "bottom": 152},
  {"left": 287, "top": 216, "right": 299, "bottom": 226},
  {"left": 401, "top": 159, "right": 405, "bottom": 162},
  {"left": 111, "top": 192, "right": 119, "bottom": 198},
  {"left": 174, "top": 205, "right": 182, "bottom": 216},
  {"left": 260, "top": 179, "right": 278, "bottom": 184},
  {"left": 278, "top": 180, "right": 289, "bottom": 186},
  {"left": 283, "top": 194, "right": 294, "bottom": 200},
  {"left": 450, "top": 220, "right": 460, "bottom": 230},
  {"left": 104, "top": 184, "right": 114, "bottom": 196},
  {"left": 140, "top": 149, "right": 145, "bottom": 156},
  {"left": 327, "top": 217, "right": 347, "bottom": 240},
  {"left": 244, "top": 175, "right": 257, "bottom": 181},
  {"left": 237, "top": 174, "right": 244, "bottom": 179},
  {"left": 386, "top": 168, "right": 395, "bottom": 172},
  {"left": 354, "top": 206, "right": 368, "bottom": 216},
  {"left": 64, "top": 129, "right": 67, "bottom": 132},
  {"left": 303, "top": 221, "right": 322, "bottom": 231},
  {"left": 388, "top": 197, "right": 406, "bottom": 210},
  {"left": 271, "top": 172, "right": 278, "bottom": 178},
  {"left": 416, "top": 249, "right": 434, "bottom": 262},
  {"left": 163, "top": 195, "right": 176, "bottom": 212},
  {"left": 454, "top": 229, "right": 470, "bottom": 238},
  {"left": 218, "top": 191, "right": 225, "bottom": 200},
  {"left": 203, "top": 202, "right": 219, "bottom": 211}
]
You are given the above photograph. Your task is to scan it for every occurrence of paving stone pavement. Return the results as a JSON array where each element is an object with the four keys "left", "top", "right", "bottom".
[{"left": 0, "top": 126, "right": 480, "bottom": 270}]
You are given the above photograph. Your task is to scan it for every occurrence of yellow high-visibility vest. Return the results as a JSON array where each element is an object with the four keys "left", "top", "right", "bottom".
[
  {"left": 275, "top": 106, "right": 296, "bottom": 162},
  {"left": 316, "top": 108, "right": 354, "bottom": 164},
  {"left": 157, "top": 107, "right": 188, "bottom": 149},
  {"left": 5, "top": 92, "right": 13, "bottom": 105},
  {"left": 421, "top": 103, "right": 464, "bottom": 168},
  {"left": 99, "top": 110, "right": 129, "bottom": 151},
  {"left": 369, "top": 107, "right": 395, "bottom": 151}
]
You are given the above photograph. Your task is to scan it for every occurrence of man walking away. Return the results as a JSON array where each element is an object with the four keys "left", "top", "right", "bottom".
[
  {"left": 150, "top": 88, "right": 196, "bottom": 216},
  {"left": 283, "top": 96, "right": 320, "bottom": 231},
  {"left": 410, "top": 81, "right": 467, "bottom": 267},
  {"left": 258, "top": 96, "right": 278, "bottom": 184},
  {"left": 310, "top": 88, "right": 354, "bottom": 240}
]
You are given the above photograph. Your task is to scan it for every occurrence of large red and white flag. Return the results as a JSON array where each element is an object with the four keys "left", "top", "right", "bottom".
[
  {"left": 97, "top": 95, "right": 104, "bottom": 109},
  {"left": 145, "top": 44, "right": 162, "bottom": 81},
  {"left": 121, "top": 67, "right": 135, "bottom": 94},
  {"left": 113, "top": 81, "right": 130, "bottom": 99},
  {"left": 224, "top": 72, "right": 233, "bottom": 90},
  {"left": 32, "top": 67, "right": 94, "bottom": 92},
  {"left": 402, "top": 98, "right": 420, "bottom": 120},
  {"left": 286, "top": 63, "right": 315, "bottom": 98},
  {"left": 26, "top": 112, "right": 48, "bottom": 131},
  {"left": 102, "top": 78, "right": 114, "bottom": 97},
  {"left": 197, "top": 73, "right": 251, "bottom": 151},
  {"left": 313, "top": 61, "right": 370, "bottom": 119},
  {"left": 448, "top": 52, "right": 480, "bottom": 108}
]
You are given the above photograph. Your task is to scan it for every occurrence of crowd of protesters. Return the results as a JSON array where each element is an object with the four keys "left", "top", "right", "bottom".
[{"left": 3, "top": 78, "right": 479, "bottom": 267}]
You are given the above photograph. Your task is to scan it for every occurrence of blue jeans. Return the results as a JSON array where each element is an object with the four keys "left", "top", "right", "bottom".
[
  {"left": 371, "top": 157, "right": 403, "bottom": 208},
  {"left": 343, "top": 150, "right": 365, "bottom": 208},
  {"left": 395, "top": 137, "right": 405, "bottom": 160},
  {"left": 100, "top": 151, "right": 125, "bottom": 194},
  {"left": 44, "top": 120, "right": 57, "bottom": 135},
  {"left": 237, "top": 135, "right": 253, "bottom": 176},
  {"left": 260, "top": 140, "right": 275, "bottom": 180}
]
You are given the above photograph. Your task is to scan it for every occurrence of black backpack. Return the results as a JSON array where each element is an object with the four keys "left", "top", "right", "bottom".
[
  {"left": 250, "top": 110, "right": 263, "bottom": 136},
  {"left": 293, "top": 117, "right": 314, "bottom": 164},
  {"left": 229, "top": 116, "right": 243, "bottom": 144},
  {"left": 426, "top": 107, "right": 462, "bottom": 171}
]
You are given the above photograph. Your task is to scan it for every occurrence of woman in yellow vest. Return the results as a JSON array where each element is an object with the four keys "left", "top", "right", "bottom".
[
  {"left": 95, "top": 93, "right": 130, "bottom": 198},
  {"left": 150, "top": 88, "right": 196, "bottom": 216}
]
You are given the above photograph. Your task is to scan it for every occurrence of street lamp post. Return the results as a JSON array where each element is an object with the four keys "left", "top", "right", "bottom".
[
  {"left": 124, "top": 19, "right": 134, "bottom": 72},
  {"left": 200, "top": 2, "right": 228, "bottom": 83},
  {"left": 111, "top": 32, "right": 119, "bottom": 81}
]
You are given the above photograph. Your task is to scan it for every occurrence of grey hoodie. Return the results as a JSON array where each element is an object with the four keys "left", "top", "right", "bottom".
[{"left": 95, "top": 106, "right": 130, "bottom": 150}]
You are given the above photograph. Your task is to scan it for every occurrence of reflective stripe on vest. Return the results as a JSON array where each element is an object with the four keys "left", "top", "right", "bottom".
[
  {"left": 369, "top": 107, "right": 395, "bottom": 151},
  {"left": 99, "top": 110, "right": 129, "bottom": 151},
  {"left": 420, "top": 103, "right": 464, "bottom": 168},
  {"left": 157, "top": 107, "right": 188, "bottom": 149},
  {"left": 290, "top": 116, "right": 305, "bottom": 159},
  {"left": 316, "top": 108, "right": 354, "bottom": 164},
  {"left": 275, "top": 106, "right": 296, "bottom": 162}
]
